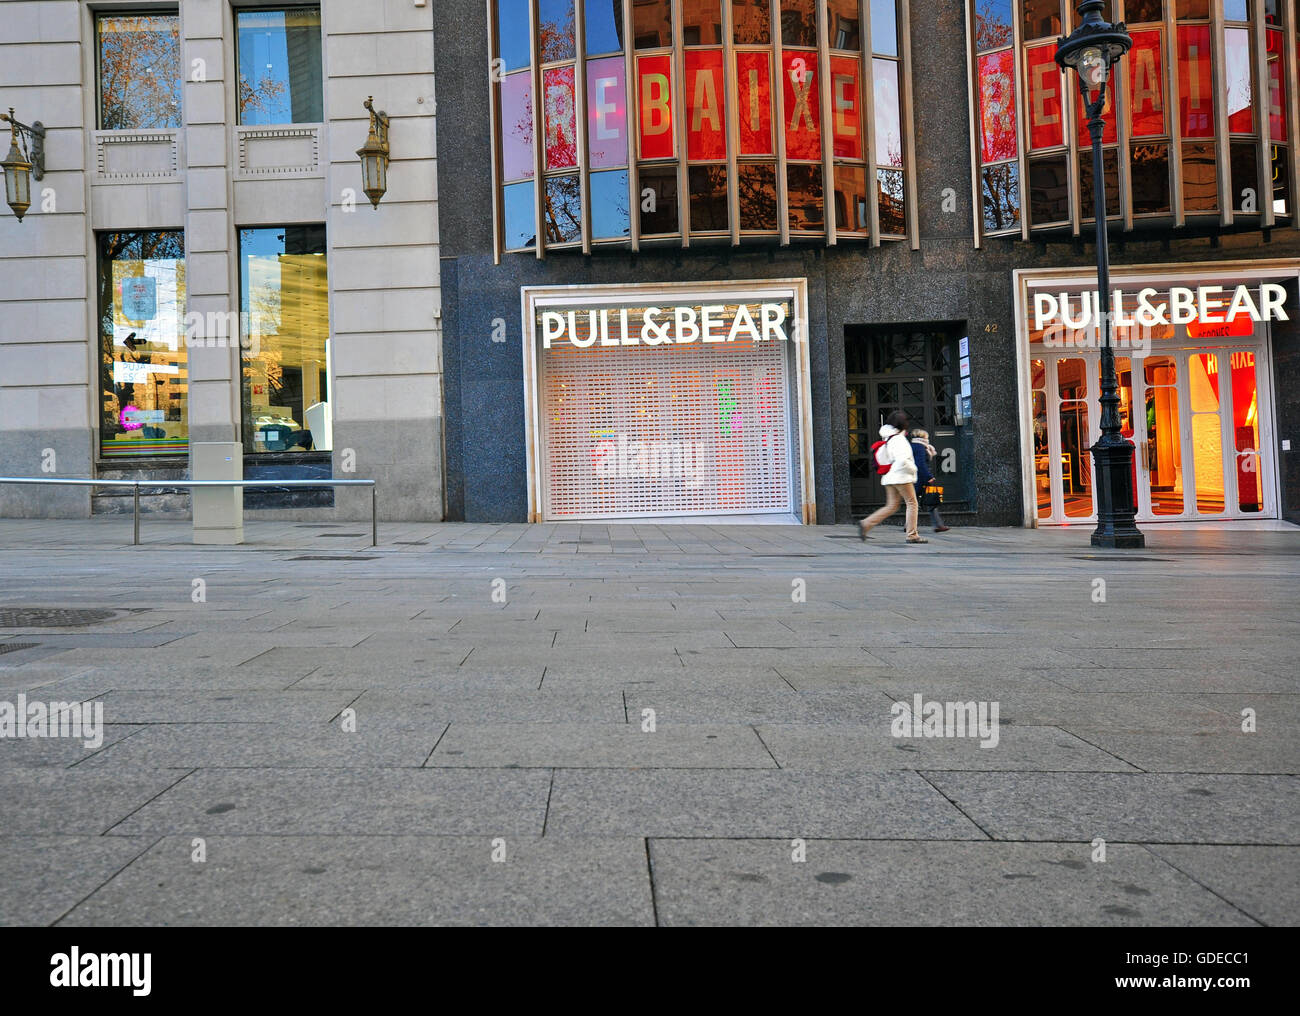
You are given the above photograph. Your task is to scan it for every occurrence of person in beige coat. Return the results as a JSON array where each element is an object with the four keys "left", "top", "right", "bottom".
[{"left": 859, "top": 410, "right": 927, "bottom": 544}]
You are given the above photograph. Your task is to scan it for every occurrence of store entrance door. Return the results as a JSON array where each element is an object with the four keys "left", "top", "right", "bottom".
[
  {"left": 1031, "top": 341, "right": 1277, "bottom": 523},
  {"left": 846, "top": 324, "right": 970, "bottom": 515}
]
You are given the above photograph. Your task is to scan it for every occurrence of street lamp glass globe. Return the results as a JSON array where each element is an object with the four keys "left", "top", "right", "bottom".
[{"left": 1079, "top": 46, "right": 1108, "bottom": 92}]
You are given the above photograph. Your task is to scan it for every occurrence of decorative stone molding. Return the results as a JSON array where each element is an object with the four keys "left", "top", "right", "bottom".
[
  {"left": 236, "top": 124, "right": 322, "bottom": 177},
  {"left": 94, "top": 130, "right": 181, "bottom": 181}
]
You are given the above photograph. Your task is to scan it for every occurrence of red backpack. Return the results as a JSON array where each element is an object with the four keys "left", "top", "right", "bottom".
[{"left": 870, "top": 438, "right": 892, "bottom": 475}]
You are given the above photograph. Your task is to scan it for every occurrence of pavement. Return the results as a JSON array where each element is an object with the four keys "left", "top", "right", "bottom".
[{"left": 0, "top": 517, "right": 1297, "bottom": 926}]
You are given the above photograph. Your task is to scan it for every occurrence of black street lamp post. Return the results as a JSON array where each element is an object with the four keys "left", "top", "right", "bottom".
[{"left": 1057, "top": 1, "right": 1145, "bottom": 548}]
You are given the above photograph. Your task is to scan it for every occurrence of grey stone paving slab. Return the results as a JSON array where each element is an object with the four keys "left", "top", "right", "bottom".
[
  {"left": 0, "top": 768, "right": 192, "bottom": 834},
  {"left": 622, "top": 689, "right": 886, "bottom": 724},
  {"left": 1144, "top": 845, "right": 1300, "bottom": 927},
  {"left": 0, "top": 835, "right": 156, "bottom": 926},
  {"left": 925, "top": 772, "right": 1300, "bottom": 843},
  {"left": 7, "top": 666, "right": 297, "bottom": 692},
  {"left": 291, "top": 666, "right": 546, "bottom": 691},
  {"left": 1061, "top": 730, "right": 1300, "bottom": 774},
  {"left": 57, "top": 835, "right": 654, "bottom": 927},
  {"left": 76, "top": 721, "right": 446, "bottom": 769},
  {"left": 85, "top": 690, "right": 361, "bottom": 724},
  {"left": 546, "top": 770, "right": 984, "bottom": 839},
  {"left": 647, "top": 840, "right": 1259, "bottom": 926},
  {"left": 426, "top": 722, "right": 776, "bottom": 769},
  {"left": 109, "top": 768, "right": 552, "bottom": 836},
  {"left": 774, "top": 666, "right": 1074, "bottom": 693},
  {"left": 540, "top": 664, "right": 793, "bottom": 692},
  {"left": 0, "top": 724, "right": 144, "bottom": 768},
  {"left": 885, "top": 691, "right": 1242, "bottom": 733},
  {"left": 1043, "top": 668, "right": 1300, "bottom": 693},
  {"left": 351, "top": 689, "right": 624, "bottom": 723},
  {"left": 763, "top": 722, "right": 1140, "bottom": 772}
]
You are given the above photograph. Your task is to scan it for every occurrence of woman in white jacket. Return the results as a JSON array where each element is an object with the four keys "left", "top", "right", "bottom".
[{"left": 859, "top": 410, "right": 928, "bottom": 543}]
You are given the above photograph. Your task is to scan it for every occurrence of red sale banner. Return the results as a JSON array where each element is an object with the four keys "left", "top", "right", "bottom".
[
  {"left": 1268, "top": 29, "right": 1287, "bottom": 142},
  {"left": 736, "top": 51, "right": 773, "bottom": 155},
  {"left": 829, "top": 56, "right": 862, "bottom": 160},
  {"left": 978, "top": 49, "right": 1017, "bottom": 163},
  {"left": 637, "top": 54, "right": 675, "bottom": 159},
  {"left": 1128, "top": 29, "right": 1165, "bottom": 138},
  {"left": 781, "top": 50, "right": 821, "bottom": 161},
  {"left": 1024, "top": 43, "right": 1063, "bottom": 151},
  {"left": 1075, "top": 74, "right": 1117, "bottom": 147},
  {"left": 686, "top": 50, "right": 726, "bottom": 160},
  {"left": 543, "top": 66, "right": 576, "bottom": 171},
  {"left": 1178, "top": 25, "right": 1213, "bottom": 138}
]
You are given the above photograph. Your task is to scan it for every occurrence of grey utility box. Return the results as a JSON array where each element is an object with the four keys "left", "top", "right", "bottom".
[{"left": 191, "top": 442, "right": 243, "bottom": 545}]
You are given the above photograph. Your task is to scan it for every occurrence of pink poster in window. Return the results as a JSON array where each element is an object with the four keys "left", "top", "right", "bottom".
[
  {"left": 978, "top": 49, "right": 1017, "bottom": 163},
  {"left": 543, "top": 66, "right": 577, "bottom": 171},
  {"left": 500, "top": 72, "right": 534, "bottom": 181},
  {"left": 587, "top": 58, "right": 627, "bottom": 168}
]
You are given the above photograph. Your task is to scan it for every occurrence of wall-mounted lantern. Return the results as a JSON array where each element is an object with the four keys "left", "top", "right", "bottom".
[
  {"left": 356, "top": 97, "right": 390, "bottom": 209},
  {"left": 1, "top": 108, "right": 45, "bottom": 222}
]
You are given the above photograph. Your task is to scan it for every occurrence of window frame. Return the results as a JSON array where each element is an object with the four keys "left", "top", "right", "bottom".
[
  {"left": 488, "top": 0, "right": 918, "bottom": 258},
  {"left": 966, "top": 0, "right": 1299, "bottom": 244},
  {"left": 232, "top": 4, "right": 325, "bottom": 128},
  {"left": 94, "top": 9, "right": 184, "bottom": 132}
]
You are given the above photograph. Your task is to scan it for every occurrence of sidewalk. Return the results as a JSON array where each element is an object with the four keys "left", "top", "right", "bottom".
[{"left": 1, "top": 519, "right": 1297, "bottom": 926}]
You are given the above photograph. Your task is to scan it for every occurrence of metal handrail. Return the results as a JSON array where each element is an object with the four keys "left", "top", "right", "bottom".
[{"left": 0, "top": 477, "right": 378, "bottom": 547}]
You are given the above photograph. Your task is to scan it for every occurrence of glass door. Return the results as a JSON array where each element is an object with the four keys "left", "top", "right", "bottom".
[{"left": 1035, "top": 342, "right": 1276, "bottom": 524}]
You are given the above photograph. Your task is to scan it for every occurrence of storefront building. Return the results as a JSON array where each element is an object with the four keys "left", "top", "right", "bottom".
[
  {"left": 436, "top": 0, "right": 1300, "bottom": 526},
  {"left": 0, "top": 0, "right": 443, "bottom": 520},
  {"left": 4, "top": 2, "right": 1299, "bottom": 530}
]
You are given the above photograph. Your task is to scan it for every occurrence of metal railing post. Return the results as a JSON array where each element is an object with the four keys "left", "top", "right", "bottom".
[
  {"left": 371, "top": 485, "right": 378, "bottom": 547},
  {"left": 133, "top": 483, "right": 140, "bottom": 546}
]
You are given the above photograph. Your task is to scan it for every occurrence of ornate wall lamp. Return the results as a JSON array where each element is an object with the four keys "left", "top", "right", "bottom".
[
  {"left": 1, "top": 108, "right": 45, "bottom": 222},
  {"left": 356, "top": 97, "right": 390, "bottom": 209}
]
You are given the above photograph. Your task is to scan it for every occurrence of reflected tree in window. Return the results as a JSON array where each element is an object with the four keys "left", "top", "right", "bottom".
[{"left": 98, "top": 15, "right": 182, "bottom": 129}]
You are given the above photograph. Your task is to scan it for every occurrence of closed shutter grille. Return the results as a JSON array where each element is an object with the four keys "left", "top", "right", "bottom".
[{"left": 538, "top": 303, "right": 793, "bottom": 519}]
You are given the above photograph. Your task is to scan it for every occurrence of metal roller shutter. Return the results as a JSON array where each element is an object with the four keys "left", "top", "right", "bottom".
[{"left": 538, "top": 303, "right": 794, "bottom": 520}]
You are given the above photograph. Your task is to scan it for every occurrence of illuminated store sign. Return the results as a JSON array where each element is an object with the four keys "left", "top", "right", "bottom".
[
  {"left": 540, "top": 302, "right": 792, "bottom": 348},
  {"left": 1032, "top": 284, "right": 1291, "bottom": 329}
]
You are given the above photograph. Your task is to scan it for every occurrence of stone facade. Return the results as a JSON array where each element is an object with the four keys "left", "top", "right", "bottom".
[{"left": 0, "top": 0, "right": 443, "bottom": 521}]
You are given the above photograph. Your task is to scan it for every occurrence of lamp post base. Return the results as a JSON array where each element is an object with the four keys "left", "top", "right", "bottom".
[{"left": 1090, "top": 439, "right": 1145, "bottom": 548}]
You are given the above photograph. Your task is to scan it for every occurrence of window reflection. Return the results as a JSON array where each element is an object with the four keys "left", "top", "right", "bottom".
[
  {"left": 738, "top": 163, "right": 778, "bottom": 230},
  {"left": 239, "top": 227, "right": 330, "bottom": 454},
  {"left": 236, "top": 7, "right": 323, "bottom": 125},
  {"left": 99, "top": 231, "right": 188, "bottom": 457},
  {"left": 97, "top": 14, "right": 182, "bottom": 130},
  {"left": 538, "top": 0, "right": 576, "bottom": 62}
]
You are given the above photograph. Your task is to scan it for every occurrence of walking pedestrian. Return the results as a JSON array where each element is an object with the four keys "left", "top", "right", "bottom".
[
  {"left": 859, "top": 410, "right": 927, "bottom": 544},
  {"left": 910, "top": 428, "right": 950, "bottom": 533}
]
